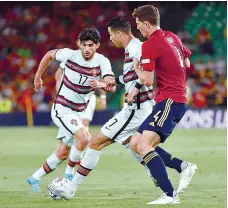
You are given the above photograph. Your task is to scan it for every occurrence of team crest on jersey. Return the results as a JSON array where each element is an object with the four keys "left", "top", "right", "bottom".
[
  {"left": 71, "top": 119, "right": 78, "bottom": 126},
  {"left": 167, "top": 37, "right": 174, "bottom": 43}
]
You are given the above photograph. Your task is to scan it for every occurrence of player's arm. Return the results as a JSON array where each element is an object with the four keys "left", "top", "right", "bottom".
[
  {"left": 182, "top": 44, "right": 191, "bottom": 68},
  {"left": 89, "top": 77, "right": 116, "bottom": 92},
  {"left": 134, "top": 41, "right": 157, "bottom": 86},
  {"left": 176, "top": 34, "right": 191, "bottom": 68},
  {"left": 34, "top": 49, "right": 57, "bottom": 91},
  {"left": 126, "top": 58, "right": 151, "bottom": 104},
  {"left": 133, "top": 57, "right": 154, "bottom": 87},
  {"left": 34, "top": 48, "right": 73, "bottom": 92},
  {"left": 55, "top": 67, "right": 63, "bottom": 92},
  {"left": 99, "top": 89, "right": 107, "bottom": 110},
  {"left": 97, "top": 56, "right": 116, "bottom": 92}
]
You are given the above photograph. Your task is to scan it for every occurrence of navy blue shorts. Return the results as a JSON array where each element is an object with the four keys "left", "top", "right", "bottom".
[{"left": 138, "top": 98, "right": 188, "bottom": 143}]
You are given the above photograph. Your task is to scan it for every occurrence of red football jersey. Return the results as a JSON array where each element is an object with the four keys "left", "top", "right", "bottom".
[{"left": 141, "top": 29, "right": 191, "bottom": 103}]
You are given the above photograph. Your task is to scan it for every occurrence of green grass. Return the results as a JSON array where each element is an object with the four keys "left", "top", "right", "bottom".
[{"left": 0, "top": 127, "right": 226, "bottom": 208}]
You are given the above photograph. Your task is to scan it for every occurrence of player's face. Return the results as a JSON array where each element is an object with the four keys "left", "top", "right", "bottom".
[
  {"left": 80, "top": 40, "right": 99, "bottom": 60},
  {"left": 136, "top": 18, "right": 149, "bottom": 38},
  {"left": 108, "top": 27, "right": 122, "bottom": 48}
]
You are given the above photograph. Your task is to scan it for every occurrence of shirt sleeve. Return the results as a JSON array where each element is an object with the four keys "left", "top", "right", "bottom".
[
  {"left": 182, "top": 44, "right": 192, "bottom": 58},
  {"left": 100, "top": 56, "right": 115, "bottom": 78},
  {"left": 55, "top": 48, "right": 74, "bottom": 62},
  {"left": 59, "top": 62, "right": 65, "bottom": 70},
  {"left": 141, "top": 41, "right": 157, "bottom": 72},
  {"left": 128, "top": 42, "right": 142, "bottom": 61},
  {"left": 175, "top": 34, "right": 192, "bottom": 58}
]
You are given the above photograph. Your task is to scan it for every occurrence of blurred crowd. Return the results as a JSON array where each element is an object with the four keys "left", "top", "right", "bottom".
[{"left": 0, "top": 2, "right": 226, "bottom": 113}]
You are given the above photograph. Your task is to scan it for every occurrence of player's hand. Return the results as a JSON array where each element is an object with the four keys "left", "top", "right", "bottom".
[
  {"left": 126, "top": 88, "right": 140, "bottom": 105},
  {"left": 34, "top": 75, "right": 43, "bottom": 92},
  {"left": 126, "top": 92, "right": 136, "bottom": 105},
  {"left": 99, "top": 96, "right": 107, "bottom": 110},
  {"left": 133, "top": 59, "right": 142, "bottom": 71},
  {"left": 105, "top": 77, "right": 116, "bottom": 87},
  {"left": 89, "top": 79, "right": 106, "bottom": 89}
]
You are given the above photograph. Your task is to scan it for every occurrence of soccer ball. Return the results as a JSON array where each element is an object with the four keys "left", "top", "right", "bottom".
[{"left": 48, "top": 177, "right": 70, "bottom": 200}]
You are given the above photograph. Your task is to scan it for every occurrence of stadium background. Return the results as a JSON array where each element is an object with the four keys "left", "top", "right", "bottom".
[
  {"left": 0, "top": 2, "right": 226, "bottom": 208},
  {"left": 0, "top": 1, "right": 226, "bottom": 127}
]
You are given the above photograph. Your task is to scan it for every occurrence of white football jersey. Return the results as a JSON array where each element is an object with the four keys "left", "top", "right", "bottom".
[
  {"left": 122, "top": 38, "right": 154, "bottom": 110},
  {"left": 54, "top": 48, "right": 114, "bottom": 113}
]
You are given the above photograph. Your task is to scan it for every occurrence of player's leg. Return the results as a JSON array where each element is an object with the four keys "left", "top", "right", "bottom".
[
  {"left": 154, "top": 147, "right": 198, "bottom": 194},
  {"left": 130, "top": 108, "right": 194, "bottom": 177},
  {"left": 70, "top": 131, "right": 113, "bottom": 191},
  {"left": 51, "top": 109, "right": 90, "bottom": 181},
  {"left": 80, "top": 94, "right": 96, "bottom": 160},
  {"left": 27, "top": 139, "right": 71, "bottom": 192},
  {"left": 64, "top": 126, "right": 90, "bottom": 179},
  {"left": 138, "top": 130, "right": 180, "bottom": 204},
  {"left": 48, "top": 109, "right": 133, "bottom": 199},
  {"left": 137, "top": 98, "right": 184, "bottom": 204},
  {"left": 48, "top": 131, "right": 113, "bottom": 199},
  {"left": 64, "top": 96, "right": 96, "bottom": 174}
]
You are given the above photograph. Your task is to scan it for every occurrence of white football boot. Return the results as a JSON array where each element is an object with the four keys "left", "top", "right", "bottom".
[
  {"left": 177, "top": 162, "right": 198, "bottom": 194},
  {"left": 48, "top": 182, "right": 76, "bottom": 200},
  {"left": 147, "top": 193, "right": 180, "bottom": 205}
]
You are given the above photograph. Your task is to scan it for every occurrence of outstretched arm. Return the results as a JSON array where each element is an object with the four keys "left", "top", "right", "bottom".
[
  {"left": 34, "top": 49, "right": 57, "bottom": 92},
  {"left": 55, "top": 67, "right": 63, "bottom": 92}
]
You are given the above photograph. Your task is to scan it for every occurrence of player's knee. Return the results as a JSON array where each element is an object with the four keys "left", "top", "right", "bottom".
[
  {"left": 56, "top": 149, "right": 69, "bottom": 160},
  {"left": 75, "top": 129, "right": 90, "bottom": 149},
  {"left": 137, "top": 143, "right": 144, "bottom": 156},
  {"left": 88, "top": 137, "right": 98, "bottom": 149},
  {"left": 88, "top": 134, "right": 103, "bottom": 150},
  {"left": 137, "top": 140, "right": 152, "bottom": 156},
  {"left": 79, "top": 136, "right": 89, "bottom": 149},
  {"left": 130, "top": 138, "right": 139, "bottom": 153}
]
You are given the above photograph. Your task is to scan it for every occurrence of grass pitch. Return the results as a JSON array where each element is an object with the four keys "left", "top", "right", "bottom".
[{"left": 0, "top": 127, "right": 226, "bottom": 208}]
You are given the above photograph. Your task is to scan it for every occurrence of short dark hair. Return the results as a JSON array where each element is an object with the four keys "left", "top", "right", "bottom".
[
  {"left": 107, "top": 17, "right": 131, "bottom": 33},
  {"left": 78, "top": 28, "right": 101, "bottom": 44},
  {"left": 132, "top": 5, "right": 160, "bottom": 26}
]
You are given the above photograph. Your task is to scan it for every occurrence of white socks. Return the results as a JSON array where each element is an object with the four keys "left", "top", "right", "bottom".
[
  {"left": 71, "top": 147, "right": 101, "bottom": 189},
  {"left": 33, "top": 152, "right": 62, "bottom": 180},
  {"left": 65, "top": 145, "right": 82, "bottom": 174},
  {"left": 32, "top": 167, "right": 46, "bottom": 180},
  {"left": 181, "top": 161, "right": 188, "bottom": 171}
]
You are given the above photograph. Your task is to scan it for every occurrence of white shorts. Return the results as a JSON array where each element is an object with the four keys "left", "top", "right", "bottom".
[
  {"left": 101, "top": 103, "right": 153, "bottom": 145},
  {"left": 81, "top": 94, "right": 96, "bottom": 121},
  {"left": 51, "top": 108, "right": 84, "bottom": 147}
]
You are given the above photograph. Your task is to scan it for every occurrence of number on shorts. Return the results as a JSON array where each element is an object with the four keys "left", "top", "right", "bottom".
[
  {"left": 154, "top": 111, "right": 161, "bottom": 122},
  {"left": 149, "top": 111, "right": 161, "bottom": 127},
  {"left": 79, "top": 74, "right": 88, "bottom": 85},
  {"left": 105, "top": 118, "right": 118, "bottom": 130}
]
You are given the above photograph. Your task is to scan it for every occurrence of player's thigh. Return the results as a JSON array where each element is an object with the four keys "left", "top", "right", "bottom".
[
  {"left": 56, "top": 127, "right": 74, "bottom": 147},
  {"left": 74, "top": 127, "right": 90, "bottom": 144},
  {"left": 82, "top": 119, "right": 91, "bottom": 128},
  {"left": 138, "top": 98, "right": 187, "bottom": 143},
  {"left": 130, "top": 132, "right": 142, "bottom": 153},
  {"left": 89, "top": 131, "right": 114, "bottom": 151},
  {"left": 140, "top": 130, "right": 160, "bottom": 147},
  {"left": 101, "top": 109, "right": 138, "bottom": 145},
  {"left": 52, "top": 109, "right": 84, "bottom": 140}
]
